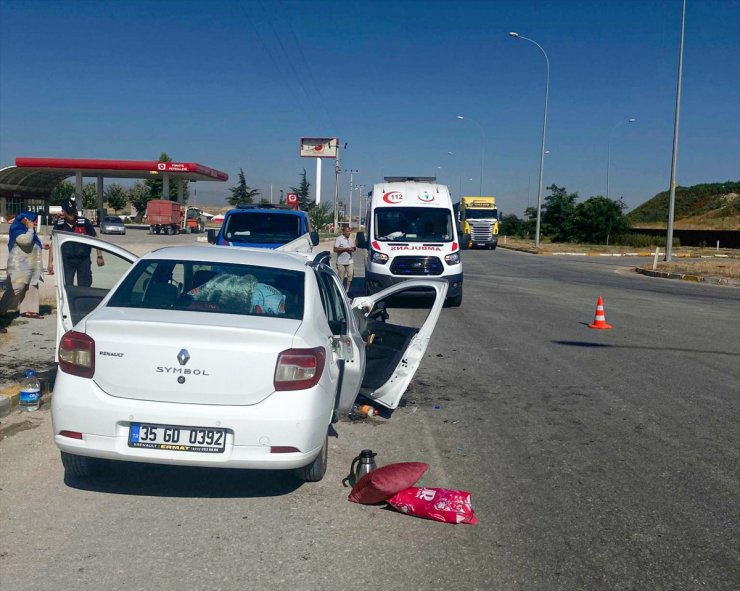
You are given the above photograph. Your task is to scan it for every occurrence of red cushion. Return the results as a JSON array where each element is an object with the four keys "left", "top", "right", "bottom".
[{"left": 348, "top": 462, "right": 428, "bottom": 505}]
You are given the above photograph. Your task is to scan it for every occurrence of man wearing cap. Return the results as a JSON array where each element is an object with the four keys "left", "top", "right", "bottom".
[{"left": 48, "top": 198, "right": 104, "bottom": 287}]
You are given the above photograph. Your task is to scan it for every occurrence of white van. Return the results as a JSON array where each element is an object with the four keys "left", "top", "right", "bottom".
[{"left": 356, "top": 177, "right": 463, "bottom": 306}]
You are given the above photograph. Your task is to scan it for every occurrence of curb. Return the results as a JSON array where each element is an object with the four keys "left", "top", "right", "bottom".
[
  {"left": 0, "top": 385, "right": 20, "bottom": 417},
  {"left": 635, "top": 267, "right": 734, "bottom": 285}
]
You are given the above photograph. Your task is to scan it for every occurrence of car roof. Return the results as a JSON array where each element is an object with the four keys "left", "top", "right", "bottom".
[
  {"left": 138, "top": 245, "right": 313, "bottom": 272},
  {"left": 225, "top": 207, "right": 307, "bottom": 217}
]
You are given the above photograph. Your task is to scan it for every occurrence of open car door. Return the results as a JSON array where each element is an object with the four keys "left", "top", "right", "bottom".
[
  {"left": 52, "top": 231, "right": 138, "bottom": 359},
  {"left": 351, "top": 279, "right": 448, "bottom": 409},
  {"left": 312, "top": 263, "right": 366, "bottom": 418}
]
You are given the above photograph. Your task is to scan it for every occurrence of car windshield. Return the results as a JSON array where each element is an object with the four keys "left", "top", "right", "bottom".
[
  {"left": 223, "top": 212, "right": 302, "bottom": 244},
  {"left": 463, "top": 208, "right": 498, "bottom": 220},
  {"left": 104, "top": 217, "right": 123, "bottom": 223},
  {"left": 108, "top": 259, "right": 305, "bottom": 320},
  {"left": 374, "top": 207, "right": 453, "bottom": 242}
]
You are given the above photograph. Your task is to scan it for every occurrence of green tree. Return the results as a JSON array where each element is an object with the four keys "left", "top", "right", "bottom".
[
  {"left": 307, "top": 202, "right": 332, "bottom": 230},
  {"left": 500, "top": 214, "right": 526, "bottom": 238},
  {"left": 81, "top": 183, "right": 98, "bottom": 209},
  {"left": 542, "top": 184, "right": 578, "bottom": 241},
  {"left": 571, "top": 196, "right": 631, "bottom": 244},
  {"left": 105, "top": 183, "right": 128, "bottom": 214},
  {"left": 128, "top": 181, "right": 150, "bottom": 221},
  {"left": 227, "top": 168, "right": 260, "bottom": 206},
  {"left": 290, "top": 169, "right": 312, "bottom": 211},
  {"left": 50, "top": 180, "right": 75, "bottom": 206},
  {"left": 145, "top": 152, "right": 190, "bottom": 202}
]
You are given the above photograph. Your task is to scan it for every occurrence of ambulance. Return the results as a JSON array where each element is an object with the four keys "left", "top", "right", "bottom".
[{"left": 356, "top": 177, "right": 463, "bottom": 306}]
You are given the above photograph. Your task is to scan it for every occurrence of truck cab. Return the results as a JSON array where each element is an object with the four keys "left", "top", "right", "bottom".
[
  {"left": 458, "top": 196, "right": 499, "bottom": 250},
  {"left": 207, "top": 204, "right": 319, "bottom": 253}
]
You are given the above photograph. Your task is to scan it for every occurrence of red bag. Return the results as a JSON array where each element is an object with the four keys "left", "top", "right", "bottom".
[{"left": 387, "top": 487, "right": 477, "bottom": 525}]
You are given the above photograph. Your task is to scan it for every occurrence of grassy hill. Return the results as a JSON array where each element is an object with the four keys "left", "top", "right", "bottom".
[{"left": 628, "top": 181, "right": 740, "bottom": 230}]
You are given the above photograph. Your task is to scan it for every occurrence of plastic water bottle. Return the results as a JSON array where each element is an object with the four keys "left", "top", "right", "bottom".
[{"left": 19, "top": 369, "right": 41, "bottom": 412}]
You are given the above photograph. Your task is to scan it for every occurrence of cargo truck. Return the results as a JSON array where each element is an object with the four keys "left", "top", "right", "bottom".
[
  {"left": 146, "top": 200, "right": 206, "bottom": 235},
  {"left": 458, "top": 196, "right": 499, "bottom": 249}
]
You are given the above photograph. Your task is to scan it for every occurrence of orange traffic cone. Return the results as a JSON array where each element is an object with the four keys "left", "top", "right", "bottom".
[{"left": 588, "top": 296, "right": 613, "bottom": 329}]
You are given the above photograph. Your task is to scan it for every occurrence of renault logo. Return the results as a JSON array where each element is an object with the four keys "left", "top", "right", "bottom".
[{"left": 177, "top": 349, "right": 190, "bottom": 366}]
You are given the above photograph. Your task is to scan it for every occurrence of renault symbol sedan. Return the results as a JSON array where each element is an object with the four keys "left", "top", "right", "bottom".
[{"left": 51, "top": 232, "right": 447, "bottom": 482}]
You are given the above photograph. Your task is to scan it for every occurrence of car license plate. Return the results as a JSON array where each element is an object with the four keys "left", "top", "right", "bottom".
[{"left": 128, "top": 423, "right": 226, "bottom": 454}]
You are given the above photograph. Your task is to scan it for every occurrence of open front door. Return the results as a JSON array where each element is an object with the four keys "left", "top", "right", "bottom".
[
  {"left": 53, "top": 231, "right": 138, "bottom": 359},
  {"left": 313, "top": 265, "right": 365, "bottom": 418},
  {"left": 351, "top": 279, "right": 448, "bottom": 409}
]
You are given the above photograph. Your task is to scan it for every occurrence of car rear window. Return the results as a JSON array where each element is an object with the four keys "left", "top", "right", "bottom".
[
  {"left": 108, "top": 259, "right": 304, "bottom": 320},
  {"left": 223, "top": 212, "right": 302, "bottom": 244}
]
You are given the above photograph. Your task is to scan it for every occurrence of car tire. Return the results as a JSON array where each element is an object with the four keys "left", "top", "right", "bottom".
[
  {"left": 447, "top": 286, "right": 463, "bottom": 308},
  {"left": 61, "top": 451, "right": 104, "bottom": 478},
  {"left": 294, "top": 433, "right": 328, "bottom": 482},
  {"left": 461, "top": 233, "right": 470, "bottom": 250}
]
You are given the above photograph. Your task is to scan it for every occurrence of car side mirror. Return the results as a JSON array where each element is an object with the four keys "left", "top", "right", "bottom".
[
  {"left": 356, "top": 232, "right": 367, "bottom": 249},
  {"left": 310, "top": 230, "right": 320, "bottom": 246},
  {"left": 207, "top": 229, "right": 217, "bottom": 244}
]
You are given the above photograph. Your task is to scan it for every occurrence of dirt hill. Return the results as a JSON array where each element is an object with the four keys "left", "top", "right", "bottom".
[{"left": 628, "top": 182, "right": 740, "bottom": 230}]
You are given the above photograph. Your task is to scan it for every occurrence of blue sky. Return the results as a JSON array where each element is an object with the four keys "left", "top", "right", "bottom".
[{"left": 1, "top": 0, "right": 738, "bottom": 215}]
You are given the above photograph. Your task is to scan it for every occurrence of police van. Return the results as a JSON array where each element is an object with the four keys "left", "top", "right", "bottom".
[{"left": 356, "top": 177, "right": 463, "bottom": 306}]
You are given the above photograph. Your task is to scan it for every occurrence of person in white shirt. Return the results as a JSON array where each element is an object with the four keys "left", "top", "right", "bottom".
[{"left": 333, "top": 225, "right": 356, "bottom": 291}]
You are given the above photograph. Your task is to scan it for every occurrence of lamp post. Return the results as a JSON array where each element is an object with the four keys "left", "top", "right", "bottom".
[
  {"left": 456, "top": 115, "right": 484, "bottom": 196},
  {"left": 666, "top": 0, "right": 686, "bottom": 263},
  {"left": 355, "top": 184, "right": 366, "bottom": 227},
  {"left": 606, "top": 118, "right": 636, "bottom": 199},
  {"left": 509, "top": 31, "right": 549, "bottom": 248},
  {"left": 345, "top": 169, "right": 358, "bottom": 228}
]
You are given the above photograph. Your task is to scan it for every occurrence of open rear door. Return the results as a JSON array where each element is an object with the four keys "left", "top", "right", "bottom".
[
  {"left": 53, "top": 231, "right": 138, "bottom": 359},
  {"left": 351, "top": 279, "right": 447, "bottom": 409}
]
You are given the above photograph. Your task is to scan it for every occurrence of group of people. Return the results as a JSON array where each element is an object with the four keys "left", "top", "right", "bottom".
[{"left": 1, "top": 198, "right": 99, "bottom": 333}]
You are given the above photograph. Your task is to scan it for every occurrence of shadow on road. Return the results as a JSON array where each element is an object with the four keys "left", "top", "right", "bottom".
[
  {"left": 64, "top": 461, "right": 302, "bottom": 498},
  {"left": 553, "top": 340, "right": 740, "bottom": 357}
]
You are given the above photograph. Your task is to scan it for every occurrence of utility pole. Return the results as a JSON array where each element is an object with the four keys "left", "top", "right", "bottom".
[
  {"left": 666, "top": 0, "right": 686, "bottom": 262},
  {"left": 345, "top": 168, "right": 358, "bottom": 228},
  {"left": 333, "top": 142, "right": 347, "bottom": 232}
]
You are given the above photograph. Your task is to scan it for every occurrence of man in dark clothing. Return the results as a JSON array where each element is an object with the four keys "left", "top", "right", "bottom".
[{"left": 48, "top": 198, "right": 104, "bottom": 287}]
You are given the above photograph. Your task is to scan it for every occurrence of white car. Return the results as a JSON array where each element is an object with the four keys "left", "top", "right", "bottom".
[
  {"left": 100, "top": 216, "right": 126, "bottom": 235},
  {"left": 51, "top": 232, "right": 447, "bottom": 482}
]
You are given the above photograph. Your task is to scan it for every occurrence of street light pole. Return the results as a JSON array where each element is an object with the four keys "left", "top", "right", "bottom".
[
  {"left": 509, "top": 31, "right": 549, "bottom": 248},
  {"left": 666, "top": 0, "right": 686, "bottom": 263},
  {"left": 456, "top": 115, "right": 484, "bottom": 196},
  {"left": 606, "top": 118, "right": 636, "bottom": 199},
  {"left": 345, "top": 169, "right": 358, "bottom": 228}
]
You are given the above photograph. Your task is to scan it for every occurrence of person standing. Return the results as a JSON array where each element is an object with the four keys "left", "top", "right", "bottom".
[
  {"left": 47, "top": 198, "right": 104, "bottom": 286},
  {"left": 0, "top": 212, "right": 50, "bottom": 330},
  {"left": 333, "top": 225, "right": 356, "bottom": 291}
]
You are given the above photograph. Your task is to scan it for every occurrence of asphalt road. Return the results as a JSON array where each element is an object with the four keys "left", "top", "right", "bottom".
[{"left": 1, "top": 243, "right": 738, "bottom": 590}]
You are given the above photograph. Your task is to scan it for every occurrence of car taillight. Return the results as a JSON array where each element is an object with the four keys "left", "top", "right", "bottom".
[
  {"left": 273, "top": 347, "right": 326, "bottom": 391},
  {"left": 58, "top": 330, "right": 95, "bottom": 379}
]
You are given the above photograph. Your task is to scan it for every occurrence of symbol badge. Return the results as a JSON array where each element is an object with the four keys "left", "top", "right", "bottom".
[{"left": 177, "top": 349, "right": 190, "bottom": 366}]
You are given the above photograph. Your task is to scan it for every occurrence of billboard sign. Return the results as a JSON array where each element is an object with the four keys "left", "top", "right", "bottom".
[{"left": 300, "top": 137, "right": 339, "bottom": 158}]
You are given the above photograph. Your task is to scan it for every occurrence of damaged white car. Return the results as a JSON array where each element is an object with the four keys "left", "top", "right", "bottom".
[{"left": 51, "top": 232, "right": 446, "bottom": 482}]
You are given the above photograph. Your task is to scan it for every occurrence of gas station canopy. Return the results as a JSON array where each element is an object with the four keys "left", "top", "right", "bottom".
[{"left": 0, "top": 157, "right": 228, "bottom": 198}]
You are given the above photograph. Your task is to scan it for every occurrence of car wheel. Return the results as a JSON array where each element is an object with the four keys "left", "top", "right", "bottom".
[
  {"left": 446, "top": 286, "right": 463, "bottom": 308},
  {"left": 61, "top": 451, "right": 105, "bottom": 478},
  {"left": 294, "top": 433, "right": 328, "bottom": 482}
]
